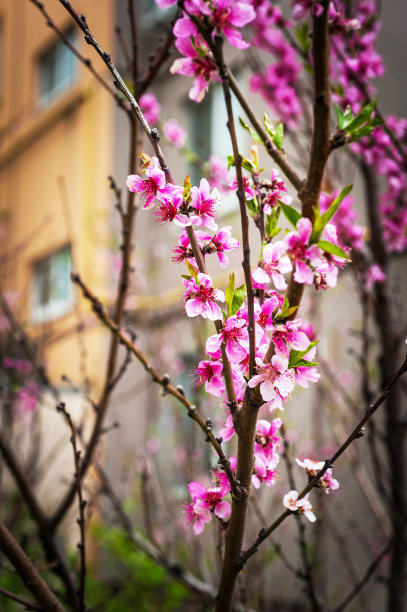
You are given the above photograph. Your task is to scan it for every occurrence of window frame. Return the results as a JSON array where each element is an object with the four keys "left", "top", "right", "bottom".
[
  {"left": 31, "top": 245, "right": 74, "bottom": 324},
  {"left": 36, "top": 28, "right": 76, "bottom": 107}
]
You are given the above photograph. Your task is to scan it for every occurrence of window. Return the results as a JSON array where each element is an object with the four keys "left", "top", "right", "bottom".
[
  {"left": 37, "top": 29, "right": 76, "bottom": 106},
  {"left": 31, "top": 246, "right": 73, "bottom": 323}
]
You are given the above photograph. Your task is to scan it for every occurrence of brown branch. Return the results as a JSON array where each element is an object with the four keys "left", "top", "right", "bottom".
[
  {"left": 56, "top": 403, "right": 87, "bottom": 612},
  {"left": 240, "top": 354, "right": 407, "bottom": 566},
  {"left": 285, "top": 0, "right": 332, "bottom": 317},
  {"left": 213, "top": 36, "right": 256, "bottom": 378},
  {"left": 0, "top": 520, "right": 66, "bottom": 612},
  {"left": 331, "top": 542, "right": 392, "bottom": 612},
  {"left": 70, "top": 272, "right": 241, "bottom": 499},
  {"left": 0, "top": 585, "right": 42, "bottom": 611},
  {"left": 281, "top": 425, "right": 322, "bottom": 612},
  {"left": 0, "top": 430, "right": 78, "bottom": 607},
  {"left": 58, "top": 0, "right": 173, "bottom": 183}
]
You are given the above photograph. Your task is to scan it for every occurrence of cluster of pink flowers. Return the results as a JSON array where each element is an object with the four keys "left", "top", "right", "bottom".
[
  {"left": 296, "top": 458, "right": 340, "bottom": 494},
  {"left": 126, "top": 145, "right": 351, "bottom": 533},
  {"left": 184, "top": 474, "right": 231, "bottom": 535}
]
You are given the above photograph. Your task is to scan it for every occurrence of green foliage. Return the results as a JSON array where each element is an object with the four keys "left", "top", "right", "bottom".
[
  {"left": 225, "top": 273, "right": 247, "bottom": 317},
  {"left": 288, "top": 341, "right": 319, "bottom": 369},
  {"left": 265, "top": 207, "right": 281, "bottom": 239},
  {"left": 334, "top": 98, "right": 383, "bottom": 143},
  {"left": 263, "top": 113, "right": 284, "bottom": 151},
  {"left": 280, "top": 201, "right": 302, "bottom": 229},
  {"left": 310, "top": 185, "right": 353, "bottom": 243},
  {"left": 86, "top": 525, "right": 191, "bottom": 612}
]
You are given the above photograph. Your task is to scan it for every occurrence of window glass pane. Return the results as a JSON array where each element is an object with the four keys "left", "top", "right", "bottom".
[
  {"left": 37, "top": 29, "right": 76, "bottom": 105},
  {"left": 32, "top": 246, "right": 73, "bottom": 322}
]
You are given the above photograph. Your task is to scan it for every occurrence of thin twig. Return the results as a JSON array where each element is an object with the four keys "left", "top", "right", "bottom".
[
  {"left": 56, "top": 402, "right": 87, "bottom": 612},
  {"left": 29, "top": 0, "right": 128, "bottom": 113},
  {"left": 331, "top": 542, "right": 392, "bottom": 612},
  {"left": 71, "top": 272, "right": 242, "bottom": 499},
  {"left": 240, "top": 355, "right": 407, "bottom": 565},
  {"left": 0, "top": 520, "right": 66, "bottom": 612}
]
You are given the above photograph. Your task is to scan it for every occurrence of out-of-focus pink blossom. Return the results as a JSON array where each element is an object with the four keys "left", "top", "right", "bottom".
[
  {"left": 164, "top": 118, "right": 187, "bottom": 148},
  {"left": 139, "top": 93, "right": 161, "bottom": 124}
]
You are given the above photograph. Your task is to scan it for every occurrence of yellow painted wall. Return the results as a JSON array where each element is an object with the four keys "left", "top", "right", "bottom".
[{"left": 0, "top": 1, "right": 116, "bottom": 389}]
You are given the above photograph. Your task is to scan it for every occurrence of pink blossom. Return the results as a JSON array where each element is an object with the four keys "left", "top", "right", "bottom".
[
  {"left": 283, "top": 490, "right": 316, "bottom": 522},
  {"left": 229, "top": 175, "right": 257, "bottom": 201},
  {"left": 263, "top": 169, "right": 293, "bottom": 214},
  {"left": 184, "top": 478, "right": 231, "bottom": 535},
  {"left": 252, "top": 241, "right": 292, "bottom": 291},
  {"left": 126, "top": 157, "right": 169, "bottom": 209},
  {"left": 271, "top": 319, "right": 310, "bottom": 357},
  {"left": 206, "top": 316, "right": 249, "bottom": 363},
  {"left": 183, "top": 273, "right": 224, "bottom": 321},
  {"left": 296, "top": 458, "right": 339, "bottom": 494},
  {"left": 164, "top": 118, "right": 187, "bottom": 148},
  {"left": 255, "top": 418, "right": 282, "bottom": 464},
  {"left": 219, "top": 415, "right": 235, "bottom": 442},
  {"left": 207, "top": 226, "right": 240, "bottom": 268},
  {"left": 190, "top": 178, "right": 220, "bottom": 230},
  {"left": 194, "top": 360, "right": 225, "bottom": 397},
  {"left": 170, "top": 36, "right": 220, "bottom": 103},
  {"left": 17, "top": 385, "right": 39, "bottom": 414},
  {"left": 248, "top": 354, "right": 295, "bottom": 410},
  {"left": 172, "top": 229, "right": 210, "bottom": 265},
  {"left": 139, "top": 93, "right": 161, "bottom": 124},
  {"left": 284, "top": 217, "right": 315, "bottom": 284},
  {"left": 252, "top": 455, "right": 278, "bottom": 489},
  {"left": 365, "top": 264, "right": 386, "bottom": 291}
]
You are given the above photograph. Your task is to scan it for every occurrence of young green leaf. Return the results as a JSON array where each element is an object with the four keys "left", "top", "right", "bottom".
[
  {"left": 288, "top": 340, "right": 319, "bottom": 368},
  {"left": 317, "top": 240, "right": 351, "bottom": 260},
  {"left": 280, "top": 202, "right": 302, "bottom": 229},
  {"left": 246, "top": 197, "right": 259, "bottom": 216},
  {"left": 345, "top": 98, "right": 378, "bottom": 133},
  {"left": 310, "top": 185, "right": 353, "bottom": 243},
  {"left": 335, "top": 104, "right": 345, "bottom": 130},
  {"left": 185, "top": 260, "right": 198, "bottom": 281},
  {"left": 225, "top": 273, "right": 235, "bottom": 316},
  {"left": 265, "top": 207, "right": 281, "bottom": 238},
  {"left": 274, "top": 123, "right": 284, "bottom": 151},
  {"left": 230, "top": 284, "right": 247, "bottom": 317},
  {"left": 239, "top": 116, "right": 262, "bottom": 144}
]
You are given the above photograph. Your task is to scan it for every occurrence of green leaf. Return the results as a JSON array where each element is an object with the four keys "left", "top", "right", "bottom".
[
  {"left": 225, "top": 273, "right": 235, "bottom": 316},
  {"left": 265, "top": 207, "right": 281, "bottom": 238},
  {"left": 310, "top": 185, "right": 353, "bottom": 243},
  {"left": 346, "top": 98, "right": 378, "bottom": 133},
  {"left": 239, "top": 116, "right": 262, "bottom": 144},
  {"left": 263, "top": 112, "right": 274, "bottom": 138},
  {"left": 241, "top": 157, "right": 257, "bottom": 173},
  {"left": 263, "top": 114, "right": 284, "bottom": 150},
  {"left": 341, "top": 105, "right": 354, "bottom": 130},
  {"left": 288, "top": 340, "right": 319, "bottom": 368},
  {"left": 275, "top": 297, "right": 299, "bottom": 321},
  {"left": 335, "top": 104, "right": 345, "bottom": 130},
  {"left": 227, "top": 154, "right": 235, "bottom": 170},
  {"left": 230, "top": 284, "right": 247, "bottom": 317},
  {"left": 293, "top": 359, "right": 319, "bottom": 368},
  {"left": 246, "top": 197, "right": 259, "bottom": 216},
  {"left": 185, "top": 260, "right": 198, "bottom": 281},
  {"left": 274, "top": 123, "right": 284, "bottom": 151},
  {"left": 280, "top": 202, "right": 302, "bottom": 229},
  {"left": 181, "top": 274, "right": 191, "bottom": 282},
  {"left": 295, "top": 22, "right": 311, "bottom": 54},
  {"left": 317, "top": 240, "right": 351, "bottom": 260},
  {"left": 269, "top": 227, "right": 281, "bottom": 238}
]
